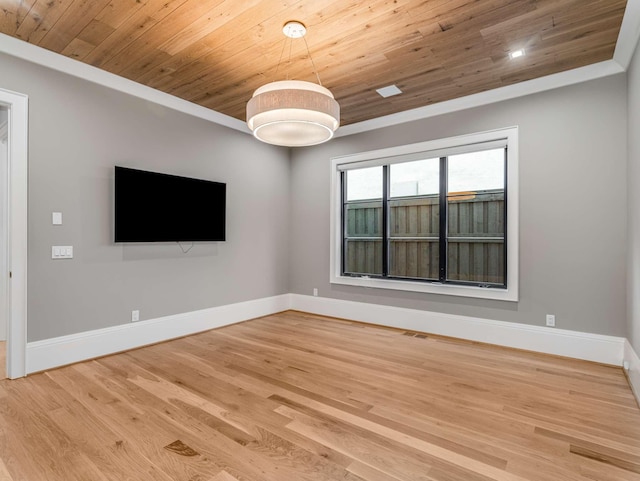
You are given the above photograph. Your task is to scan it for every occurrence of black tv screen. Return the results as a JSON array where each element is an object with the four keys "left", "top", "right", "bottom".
[{"left": 114, "top": 166, "right": 226, "bottom": 242}]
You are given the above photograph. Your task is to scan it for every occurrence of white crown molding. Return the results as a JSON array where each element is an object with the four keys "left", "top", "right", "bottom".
[
  {"left": 2, "top": 1, "right": 639, "bottom": 142},
  {"left": 614, "top": 0, "right": 640, "bottom": 70},
  {"left": 339, "top": 1, "right": 640, "bottom": 137},
  {"left": 336, "top": 60, "right": 625, "bottom": 137},
  {"left": 290, "top": 294, "right": 626, "bottom": 366},
  {"left": 26, "top": 294, "right": 291, "bottom": 374},
  {"left": 0, "top": 33, "right": 250, "bottom": 135}
]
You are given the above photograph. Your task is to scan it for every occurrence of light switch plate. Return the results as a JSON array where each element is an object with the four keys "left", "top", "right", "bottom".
[
  {"left": 52, "top": 212, "right": 62, "bottom": 225},
  {"left": 52, "top": 246, "right": 73, "bottom": 259}
]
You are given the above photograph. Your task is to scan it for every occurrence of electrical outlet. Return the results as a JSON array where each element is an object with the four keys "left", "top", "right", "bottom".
[
  {"left": 131, "top": 310, "right": 140, "bottom": 322},
  {"left": 313, "top": 288, "right": 318, "bottom": 297},
  {"left": 546, "top": 314, "right": 555, "bottom": 327}
]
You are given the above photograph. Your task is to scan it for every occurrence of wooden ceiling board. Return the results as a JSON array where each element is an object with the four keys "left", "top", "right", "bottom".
[
  {"left": 193, "top": 0, "right": 404, "bottom": 87},
  {"left": 94, "top": 0, "right": 149, "bottom": 30},
  {"left": 93, "top": 0, "right": 189, "bottom": 70},
  {"left": 127, "top": 0, "right": 311, "bottom": 80},
  {"left": 14, "top": 0, "right": 68, "bottom": 44},
  {"left": 137, "top": 4, "right": 305, "bottom": 94},
  {"left": 61, "top": 37, "right": 96, "bottom": 60},
  {"left": 0, "top": 0, "right": 628, "bottom": 127},
  {"left": 74, "top": 19, "right": 116, "bottom": 47},
  {"left": 42, "top": 1, "right": 113, "bottom": 52},
  {"left": 105, "top": 0, "right": 232, "bottom": 74},
  {"left": 3, "top": 1, "right": 38, "bottom": 33}
]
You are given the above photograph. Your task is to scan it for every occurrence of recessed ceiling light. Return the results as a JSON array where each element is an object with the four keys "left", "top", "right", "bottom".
[
  {"left": 376, "top": 85, "right": 403, "bottom": 98},
  {"left": 509, "top": 49, "right": 525, "bottom": 59}
]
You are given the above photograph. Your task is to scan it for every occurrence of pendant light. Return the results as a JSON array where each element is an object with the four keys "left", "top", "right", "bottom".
[{"left": 246, "top": 21, "right": 340, "bottom": 147}]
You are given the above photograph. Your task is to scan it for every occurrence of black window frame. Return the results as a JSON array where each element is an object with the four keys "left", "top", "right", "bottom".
[{"left": 340, "top": 148, "right": 508, "bottom": 290}]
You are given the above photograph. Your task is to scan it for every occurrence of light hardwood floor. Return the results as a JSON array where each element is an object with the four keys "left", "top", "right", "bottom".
[{"left": 0, "top": 311, "right": 638, "bottom": 481}]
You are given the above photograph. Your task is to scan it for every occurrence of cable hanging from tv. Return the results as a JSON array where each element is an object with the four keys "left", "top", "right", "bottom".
[{"left": 177, "top": 242, "right": 194, "bottom": 254}]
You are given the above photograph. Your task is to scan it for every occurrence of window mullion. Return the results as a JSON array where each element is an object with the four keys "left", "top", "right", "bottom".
[
  {"left": 382, "top": 165, "right": 389, "bottom": 277},
  {"left": 502, "top": 147, "right": 508, "bottom": 288},
  {"left": 340, "top": 171, "right": 347, "bottom": 276},
  {"left": 438, "top": 157, "right": 447, "bottom": 283}
]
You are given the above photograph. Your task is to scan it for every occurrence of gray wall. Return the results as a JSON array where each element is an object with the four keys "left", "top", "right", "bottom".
[
  {"left": 629, "top": 40, "right": 640, "bottom": 352},
  {"left": 0, "top": 52, "right": 291, "bottom": 342},
  {"left": 291, "top": 75, "right": 628, "bottom": 337},
  {"left": 0, "top": 47, "right": 632, "bottom": 343}
]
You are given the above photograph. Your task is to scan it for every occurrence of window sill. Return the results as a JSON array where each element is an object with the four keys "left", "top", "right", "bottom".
[{"left": 330, "top": 275, "right": 518, "bottom": 302}]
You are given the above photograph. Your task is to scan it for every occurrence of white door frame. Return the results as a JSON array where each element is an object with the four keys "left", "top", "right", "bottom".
[{"left": 0, "top": 88, "right": 28, "bottom": 379}]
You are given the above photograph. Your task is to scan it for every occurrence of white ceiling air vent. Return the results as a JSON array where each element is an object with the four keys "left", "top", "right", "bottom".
[{"left": 376, "top": 84, "right": 403, "bottom": 98}]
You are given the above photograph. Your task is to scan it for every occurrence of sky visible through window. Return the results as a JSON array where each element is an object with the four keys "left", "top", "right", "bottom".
[{"left": 347, "top": 148, "right": 504, "bottom": 201}]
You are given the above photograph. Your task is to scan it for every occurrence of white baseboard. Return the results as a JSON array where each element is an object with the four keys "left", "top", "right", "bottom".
[
  {"left": 624, "top": 340, "right": 640, "bottom": 404},
  {"left": 25, "top": 293, "right": 630, "bottom": 378},
  {"left": 26, "top": 294, "right": 291, "bottom": 374},
  {"left": 290, "top": 294, "right": 626, "bottom": 366}
]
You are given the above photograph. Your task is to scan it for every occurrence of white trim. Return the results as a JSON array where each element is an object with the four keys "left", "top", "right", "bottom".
[
  {"left": 613, "top": 0, "right": 640, "bottom": 70},
  {"left": 330, "top": 127, "right": 519, "bottom": 302},
  {"left": 0, "top": 33, "right": 249, "bottom": 135},
  {"left": 0, "top": 20, "right": 635, "bottom": 142},
  {"left": 26, "top": 294, "right": 291, "bottom": 374},
  {"left": 22, "top": 293, "right": 632, "bottom": 379},
  {"left": 624, "top": 340, "right": 640, "bottom": 405},
  {"left": 290, "top": 294, "right": 625, "bottom": 366},
  {"left": 0, "top": 88, "right": 28, "bottom": 379},
  {"left": 336, "top": 139, "right": 509, "bottom": 171},
  {"left": 335, "top": 61, "right": 624, "bottom": 137},
  {"left": 335, "top": 0, "right": 640, "bottom": 137},
  {"left": 0, "top": 118, "right": 6, "bottom": 343}
]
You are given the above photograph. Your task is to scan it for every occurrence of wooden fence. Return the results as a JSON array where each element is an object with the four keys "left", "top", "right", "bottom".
[{"left": 344, "top": 190, "right": 505, "bottom": 284}]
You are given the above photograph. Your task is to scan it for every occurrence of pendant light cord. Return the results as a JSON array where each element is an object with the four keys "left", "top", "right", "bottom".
[
  {"left": 273, "top": 22, "right": 323, "bottom": 86},
  {"left": 303, "top": 35, "right": 323, "bottom": 86},
  {"left": 274, "top": 36, "right": 288, "bottom": 80}
]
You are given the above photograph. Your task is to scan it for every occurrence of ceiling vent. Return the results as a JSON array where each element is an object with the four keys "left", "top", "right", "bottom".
[{"left": 376, "top": 85, "right": 403, "bottom": 98}]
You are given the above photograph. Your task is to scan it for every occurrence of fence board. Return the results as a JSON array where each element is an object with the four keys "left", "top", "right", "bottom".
[
  {"left": 345, "top": 190, "right": 504, "bottom": 283},
  {"left": 346, "top": 238, "right": 383, "bottom": 275},
  {"left": 389, "top": 240, "right": 439, "bottom": 279}
]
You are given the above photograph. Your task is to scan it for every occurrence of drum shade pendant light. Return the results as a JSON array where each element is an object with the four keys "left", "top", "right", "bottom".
[{"left": 246, "top": 21, "right": 340, "bottom": 147}]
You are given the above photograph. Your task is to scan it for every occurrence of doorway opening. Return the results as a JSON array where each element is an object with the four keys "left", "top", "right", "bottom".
[
  {"left": 0, "top": 88, "right": 28, "bottom": 379},
  {"left": 0, "top": 106, "right": 6, "bottom": 380}
]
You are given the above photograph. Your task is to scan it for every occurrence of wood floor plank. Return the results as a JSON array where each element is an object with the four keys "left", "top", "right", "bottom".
[
  {"left": 0, "top": 457, "right": 14, "bottom": 481},
  {"left": 155, "top": 348, "right": 363, "bottom": 471},
  {"left": 94, "top": 354, "right": 358, "bottom": 481},
  {"left": 0, "top": 379, "right": 111, "bottom": 481},
  {"left": 0, "top": 311, "right": 639, "bottom": 480}
]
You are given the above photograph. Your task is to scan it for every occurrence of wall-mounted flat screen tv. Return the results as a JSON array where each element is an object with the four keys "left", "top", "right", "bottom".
[{"left": 114, "top": 166, "right": 226, "bottom": 242}]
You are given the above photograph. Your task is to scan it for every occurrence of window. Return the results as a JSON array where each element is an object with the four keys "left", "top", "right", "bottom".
[{"left": 330, "top": 128, "right": 518, "bottom": 301}]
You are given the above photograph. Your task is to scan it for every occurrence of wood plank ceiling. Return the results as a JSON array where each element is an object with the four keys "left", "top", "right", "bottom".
[{"left": 0, "top": 0, "right": 628, "bottom": 127}]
